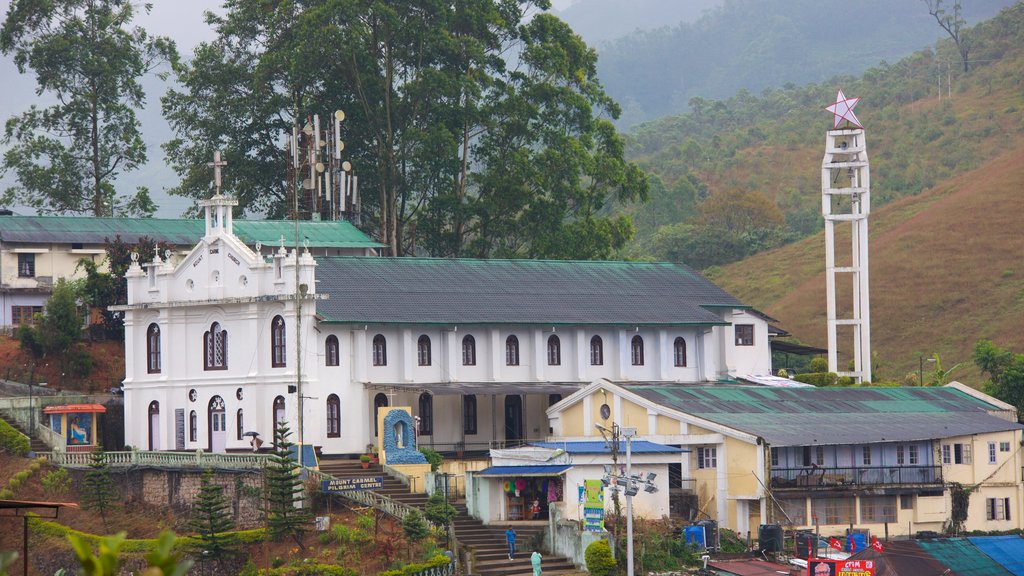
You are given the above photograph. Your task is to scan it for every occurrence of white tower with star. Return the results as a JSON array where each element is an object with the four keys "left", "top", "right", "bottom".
[{"left": 821, "top": 90, "right": 871, "bottom": 383}]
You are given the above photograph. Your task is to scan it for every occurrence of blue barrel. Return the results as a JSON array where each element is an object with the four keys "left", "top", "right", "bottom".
[
  {"left": 847, "top": 532, "right": 868, "bottom": 552},
  {"left": 683, "top": 525, "right": 705, "bottom": 548}
]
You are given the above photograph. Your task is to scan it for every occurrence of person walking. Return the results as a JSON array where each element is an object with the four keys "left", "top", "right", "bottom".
[
  {"left": 531, "top": 549, "right": 542, "bottom": 576},
  {"left": 505, "top": 526, "right": 517, "bottom": 560}
]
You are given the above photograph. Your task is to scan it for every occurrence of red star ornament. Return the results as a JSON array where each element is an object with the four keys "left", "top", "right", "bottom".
[{"left": 825, "top": 89, "right": 862, "bottom": 129}]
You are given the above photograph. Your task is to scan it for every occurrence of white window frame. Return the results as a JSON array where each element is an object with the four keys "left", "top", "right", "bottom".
[{"left": 697, "top": 447, "right": 717, "bottom": 469}]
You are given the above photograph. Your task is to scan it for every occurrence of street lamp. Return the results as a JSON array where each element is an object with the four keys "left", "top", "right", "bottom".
[
  {"left": 919, "top": 356, "right": 936, "bottom": 386},
  {"left": 596, "top": 424, "right": 658, "bottom": 576}
]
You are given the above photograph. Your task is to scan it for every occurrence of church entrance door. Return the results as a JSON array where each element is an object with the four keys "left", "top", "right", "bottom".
[
  {"left": 148, "top": 401, "right": 161, "bottom": 450},
  {"left": 209, "top": 396, "right": 227, "bottom": 453},
  {"left": 504, "top": 395, "right": 523, "bottom": 443}
]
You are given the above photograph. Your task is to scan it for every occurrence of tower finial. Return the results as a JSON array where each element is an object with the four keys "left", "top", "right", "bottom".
[{"left": 207, "top": 150, "right": 228, "bottom": 195}]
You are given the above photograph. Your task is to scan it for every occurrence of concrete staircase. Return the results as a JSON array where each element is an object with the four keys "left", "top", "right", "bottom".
[
  {"left": 0, "top": 410, "right": 49, "bottom": 453},
  {"left": 317, "top": 457, "right": 580, "bottom": 576}
]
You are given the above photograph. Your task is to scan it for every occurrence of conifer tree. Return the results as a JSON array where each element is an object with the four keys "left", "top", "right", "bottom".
[
  {"left": 189, "top": 469, "right": 238, "bottom": 561},
  {"left": 81, "top": 447, "right": 117, "bottom": 532},
  {"left": 264, "top": 422, "right": 311, "bottom": 546}
]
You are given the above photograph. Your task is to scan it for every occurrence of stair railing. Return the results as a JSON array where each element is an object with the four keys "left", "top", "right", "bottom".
[{"left": 306, "top": 467, "right": 424, "bottom": 524}]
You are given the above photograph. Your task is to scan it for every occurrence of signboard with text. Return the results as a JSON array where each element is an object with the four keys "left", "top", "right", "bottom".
[
  {"left": 582, "top": 479, "right": 605, "bottom": 532},
  {"left": 807, "top": 559, "right": 876, "bottom": 576},
  {"left": 321, "top": 476, "right": 385, "bottom": 492}
]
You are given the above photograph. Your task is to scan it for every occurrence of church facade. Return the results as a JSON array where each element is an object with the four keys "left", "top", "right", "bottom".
[{"left": 120, "top": 195, "right": 771, "bottom": 456}]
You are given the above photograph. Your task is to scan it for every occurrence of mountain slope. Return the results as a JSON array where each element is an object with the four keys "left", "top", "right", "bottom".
[{"left": 708, "top": 146, "right": 1024, "bottom": 382}]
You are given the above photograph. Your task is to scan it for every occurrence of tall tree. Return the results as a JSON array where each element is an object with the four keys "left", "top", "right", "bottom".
[
  {"left": 974, "top": 340, "right": 1024, "bottom": 422},
  {"left": 264, "top": 422, "right": 311, "bottom": 545},
  {"left": 926, "top": 0, "right": 972, "bottom": 73},
  {"left": 82, "top": 447, "right": 118, "bottom": 532},
  {"left": 188, "top": 469, "right": 239, "bottom": 562},
  {"left": 162, "top": 0, "right": 646, "bottom": 258},
  {"left": 0, "top": 0, "right": 176, "bottom": 216}
]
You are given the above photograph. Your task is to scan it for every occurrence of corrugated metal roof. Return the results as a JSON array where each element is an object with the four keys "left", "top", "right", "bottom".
[
  {"left": 917, "top": 538, "right": 1014, "bottom": 576},
  {"left": 314, "top": 257, "right": 742, "bottom": 325},
  {"left": 626, "top": 385, "right": 1022, "bottom": 446},
  {"left": 477, "top": 465, "right": 573, "bottom": 477},
  {"left": 0, "top": 215, "right": 383, "bottom": 248},
  {"left": 530, "top": 441, "right": 685, "bottom": 454},
  {"left": 968, "top": 536, "right": 1024, "bottom": 576}
]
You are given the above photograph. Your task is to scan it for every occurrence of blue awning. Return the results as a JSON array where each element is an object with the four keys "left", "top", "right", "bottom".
[{"left": 477, "top": 465, "right": 573, "bottom": 477}]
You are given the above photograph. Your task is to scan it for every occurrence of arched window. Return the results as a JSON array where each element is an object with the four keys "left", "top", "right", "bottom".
[
  {"left": 271, "top": 315, "right": 286, "bottom": 367},
  {"left": 463, "top": 395, "right": 477, "bottom": 435},
  {"left": 273, "top": 395, "right": 286, "bottom": 431},
  {"left": 417, "top": 335, "right": 432, "bottom": 366},
  {"left": 236, "top": 409, "right": 244, "bottom": 440},
  {"left": 418, "top": 393, "right": 433, "bottom": 436},
  {"left": 373, "top": 393, "right": 388, "bottom": 437},
  {"left": 326, "top": 394, "right": 341, "bottom": 438},
  {"left": 147, "top": 323, "right": 161, "bottom": 373},
  {"left": 189, "top": 410, "right": 197, "bottom": 442},
  {"left": 325, "top": 335, "right": 340, "bottom": 367},
  {"left": 547, "top": 334, "right": 561, "bottom": 366},
  {"left": 631, "top": 335, "right": 645, "bottom": 366},
  {"left": 674, "top": 337, "right": 687, "bottom": 367},
  {"left": 204, "top": 322, "right": 228, "bottom": 370},
  {"left": 148, "top": 401, "right": 160, "bottom": 451},
  {"left": 462, "top": 335, "right": 476, "bottom": 366},
  {"left": 372, "top": 334, "right": 387, "bottom": 366},
  {"left": 590, "top": 335, "right": 603, "bottom": 366},
  {"left": 506, "top": 335, "right": 520, "bottom": 366}
]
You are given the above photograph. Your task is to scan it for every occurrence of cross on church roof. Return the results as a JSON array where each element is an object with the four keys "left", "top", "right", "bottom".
[{"left": 207, "top": 150, "right": 228, "bottom": 194}]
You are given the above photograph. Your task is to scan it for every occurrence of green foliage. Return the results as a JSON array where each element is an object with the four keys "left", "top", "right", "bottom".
[
  {"left": 807, "top": 357, "right": 828, "bottom": 373},
  {"left": 585, "top": 539, "right": 616, "bottom": 576},
  {"left": 974, "top": 340, "right": 1024, "bottom": 421},
  {"left": 30, "top": 516, "right": 266, "bottom": 553},
  {"left": 423, "top": 492, "right": 457, "bottom": 527},
  {"left": 0, "top": 0, "right": 176, "bottom": 216},
  {"left": 257, "top": 564, "right": 357, "bottom": 576},
  {"left": 947, "top": 481, "right": 973, "bottom": 535},
  {"left": 925, "top": 353, "right": 962, "bottom": 386},
  {"left": 418, "top": 448, "right": 442, "bottom": 472},
  {"left": 15, "top": 279, "right": 89, "bottom": 378},
  {"left": 41, "top": 467, "right": 71, "bottom": 497},
  {"left": 188, "top": 469, "right": 239, "bottom": 561},
  {"left": 142, "top": 531, "right": 193, "bottom": 576},
  {"left": 377, "top": 554, "right": 451, "bottom": 576},
  {"left": 0, "top": 418, "right": 30, "bottom": 457},
  {"left": 402, "top": 510, "right": 429, "bottom": 543},
  {"left": 0, "top": 551, "right": 16, "bottom": 576},
  {"left": 161, "top": 0, "right": 646, "bottom": 259},
  {"left": 635, "top": 522, "right": 699, "bottom": 573},
  {"left": 793, "top": 372, "right": 839, "bottom": 387},
  {"left": 264, "top": 422, "right": 311, "bottom": 545},
  {"left": 718, "top": 529, "right": 748, "bottom": 554},
  {"left": 67, "top": 531, "right": 125, "bottom": 576},
  {"left": 82, "top": 448, "right": 118, "bottom": 532}
]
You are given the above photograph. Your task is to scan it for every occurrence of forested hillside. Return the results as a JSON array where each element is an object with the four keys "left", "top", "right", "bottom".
[
  {"left": 635, "top": 3, "right": 1024, "bottom": 382},
  {"left": 599, "top": 0, "right": 1014, "bottom": 127},
  {"left": 622, "top": 2, "right": 1024, "bottom": 271}
]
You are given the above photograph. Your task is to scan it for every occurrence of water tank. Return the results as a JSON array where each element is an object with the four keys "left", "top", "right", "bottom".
[
  {"left": 847, "top": 531, "right": 869, "bottom": 553},
  {"left": 683, "top": 525, "right": 706, "bottom": 549},
  {"left": 759, "top": 524, "right": 784, "bottom": 553},
  {"left": 697, "top": 520, "right": 719, "bottom": 551},
  {"left": 794, "top": 531, "right": 815, "bottom": 558}
]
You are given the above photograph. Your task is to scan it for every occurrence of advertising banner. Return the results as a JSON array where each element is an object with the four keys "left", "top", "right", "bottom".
[
  {"left": 321, "top": 476, "right": 385, "bottom": 492},
  {"left": 582, "top": 479, "right": 605, "bottom": 532},
  {"left": 807, "top": 559, "right": 876, "bottom": 576}
]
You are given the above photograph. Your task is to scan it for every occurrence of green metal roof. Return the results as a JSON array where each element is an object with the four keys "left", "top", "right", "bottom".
[
  {"left": 314, "top": 256, "right": 743, "bottom": 325},
  {"left": 0, "top": 215, "right": 383, "bottom": 249},
  {"left": 626, "top": 385, "right": 1022, "bottom": 446}
]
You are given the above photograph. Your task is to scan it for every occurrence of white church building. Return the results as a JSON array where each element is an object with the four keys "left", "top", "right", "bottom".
[{"left": 120, "top": 194, "right": 772, "bottom": 455}]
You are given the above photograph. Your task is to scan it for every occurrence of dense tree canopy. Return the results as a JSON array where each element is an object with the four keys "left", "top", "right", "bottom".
[
  {"left": 0, "top": 0, "right": 175, "bottom": 216},
  {"left": 162, "top": 0, "right": 647, "bottom": 258}
]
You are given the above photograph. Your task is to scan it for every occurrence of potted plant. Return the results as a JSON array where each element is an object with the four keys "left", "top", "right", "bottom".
[
  {"left": 370, "top": 446, "right": 380, "bottom": 464},
  {"left": 359, "top": 454, "right": 371, "bottom": 469}
]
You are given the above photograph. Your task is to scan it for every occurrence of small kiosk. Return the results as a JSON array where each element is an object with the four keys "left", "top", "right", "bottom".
[{"left": 43, "top": 404, "right": 106, "bottom": 452}]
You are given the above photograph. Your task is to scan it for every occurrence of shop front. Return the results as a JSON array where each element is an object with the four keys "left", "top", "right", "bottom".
[{"left": 476, "top": 465, "right": 570, "bottom": 521}]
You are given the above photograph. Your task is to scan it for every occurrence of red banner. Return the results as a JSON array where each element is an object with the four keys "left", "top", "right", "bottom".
[{"left": 807, "top": 559, "right": 876, "bottom": 576}]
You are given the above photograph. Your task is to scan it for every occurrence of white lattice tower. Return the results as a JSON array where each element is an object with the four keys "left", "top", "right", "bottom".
[{"left": 821, "top": 128, "right": 871, "bottom": 382}]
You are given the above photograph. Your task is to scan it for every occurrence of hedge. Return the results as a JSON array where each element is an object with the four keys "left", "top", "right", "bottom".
[
  {"left": 29, "top": 517, "right": 267, "bottom": 554},
  {"left": 792, "top": 372, "right": 838, "bottom": 387},
  {"left": 0, "top": 418, "right": 30, "bottom": 457},
  {"left": 257, "top": 565, "right": 357, "bottom": 576},
  {"left": 379, "top": 554, "right": 451, "bottom": 576}
]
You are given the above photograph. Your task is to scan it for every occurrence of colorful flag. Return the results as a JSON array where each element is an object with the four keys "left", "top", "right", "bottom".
[
  {"left": 849, "top": 536, "right": 857, "bottom": 553},
  {"left": 829, "top": 536, "right": 843, "bottom": 551},
  {"left": 871, "top": 536, "right": 885, "bottom": 552}
]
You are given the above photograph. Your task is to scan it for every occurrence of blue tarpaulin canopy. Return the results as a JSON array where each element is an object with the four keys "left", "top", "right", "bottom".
[
  {"left": 969, "top": 536, "right": 1024, "bottom": 576},
  {"left": 477, "top": 465, "right": 573, "bottom": 477}
]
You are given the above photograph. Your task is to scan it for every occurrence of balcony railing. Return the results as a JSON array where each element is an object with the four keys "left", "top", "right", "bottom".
[{"left": 770, "top": 465, "right": 942, "bottom": 489}]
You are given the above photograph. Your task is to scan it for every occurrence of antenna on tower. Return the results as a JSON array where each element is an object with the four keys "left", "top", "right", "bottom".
[{"left": 284, "top": 109, "right": 358, "bottom": 223}]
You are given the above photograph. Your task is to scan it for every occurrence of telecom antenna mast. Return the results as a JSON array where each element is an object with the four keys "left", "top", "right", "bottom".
[
  {"left": 285, "top": 110, "right": 359, "bottom": 223},
  {"left": 821, "top": 90, "right": 871, "bottom": 383}
]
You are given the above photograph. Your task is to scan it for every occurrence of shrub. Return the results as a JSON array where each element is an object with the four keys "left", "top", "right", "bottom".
[
  {"left": 258, "top": 564, "right": 357, "bottom": 576},
  {"left": 418, "top": 447, "right": 442, "bottom": 472},
  {"left": 42, "top": 467, "right": 72, "bottom": 497},
  {"left": 793, "top": 372, "right": 838, "bottom": 387},
  {"left": 0, "top": 419, "right": 30, "bottom": 457},
  {"left": 402, "top": 510, "right": 429, "bottom": 543},
  {"left": 424, "top": 492, "right": 457, "bottom": 526},
  {"left": 378, "top": 554, "right": 450, "bottom": 576},
  {"left": 807, "top": 357, "right": 828, "bottom": 373},
  {"left": 585, "top": 540, "right": 616, "bottom": 576}
]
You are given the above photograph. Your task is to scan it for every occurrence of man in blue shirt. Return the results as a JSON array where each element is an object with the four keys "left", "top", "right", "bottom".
[{"left": 505, "top": 527, "right": 517, "bottom": 560}]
